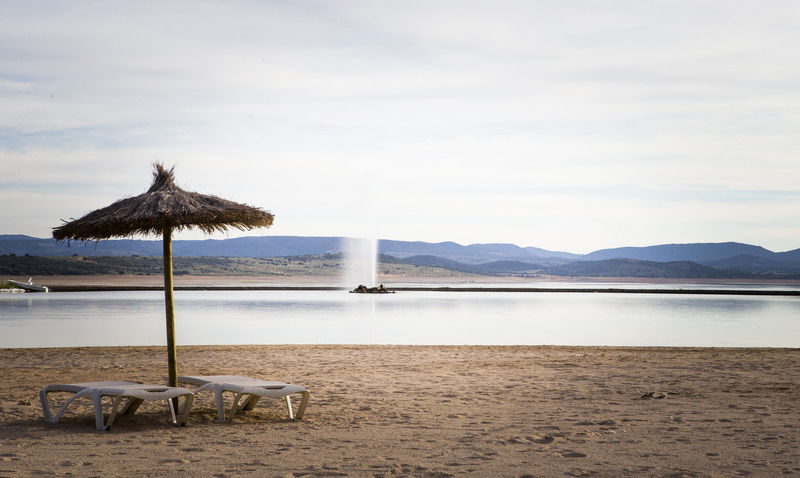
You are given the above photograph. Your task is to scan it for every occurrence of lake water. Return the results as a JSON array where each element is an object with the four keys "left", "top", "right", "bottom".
[{"left": 2, "top": 286, "right": 799, "bottom": 348}]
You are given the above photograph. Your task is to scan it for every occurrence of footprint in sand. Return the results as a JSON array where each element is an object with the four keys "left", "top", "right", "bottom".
[
  {"left": 530, "top": 435, "right": 555, "bottom": 444},
  {"left": 562, "top": 451, "right": 587, "bottom": 458},
  {"left": 565, "top": 468, "right": 596, "bottom": 477},
  {"left": 638, "top": 391, "right": 668, "bottom": 399}
]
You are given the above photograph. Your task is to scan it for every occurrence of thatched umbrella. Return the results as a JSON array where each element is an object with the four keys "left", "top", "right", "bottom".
[{"left": 53, "top": 163, "right": 274, "bottom": 387}]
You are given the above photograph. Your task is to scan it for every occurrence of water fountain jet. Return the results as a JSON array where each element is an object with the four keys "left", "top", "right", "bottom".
[{"left": 343, "top": 237, "right": 378, "bottom": 289}]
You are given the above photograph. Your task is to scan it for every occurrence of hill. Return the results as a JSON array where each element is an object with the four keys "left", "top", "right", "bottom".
[
  {"left": 583, "top": 242, "right": 778, "bottom": 263},
  {"left": 0, "top": 235, "right": 577, "bottom": 265},
  {"left": 0, "top": 254, "right": 471, "bottom": 279},
  {"left": 0, "top": 254, "right": 344, "bottom": 277},
  {"left": 542, "top": 258, "right": 751, "bottom": 279},
  {"left": 379, "top": 240, "right": 577, "bottom": 265},
  {"left": 579, "top": 242, "right": 800, "bottom": 277},
  {"left": 0, "top": 235, "right": 343, "bottom": 258},
  {"left": 402, "top": 255, "right": 542, "bottom": 275},
  {"left": 705, "top": 255, "right": 800, "bottom": 277},
  {"left": 3, "top": 235, "right": 800, "bottom": 279},
  {"left": 397, "top": 256, "right": 800, "bottom": 279}
]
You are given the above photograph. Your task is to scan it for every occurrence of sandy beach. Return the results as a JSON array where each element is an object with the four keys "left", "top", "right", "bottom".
[{"left": 1, "top": 345, "right": 798, "bottom": 477}]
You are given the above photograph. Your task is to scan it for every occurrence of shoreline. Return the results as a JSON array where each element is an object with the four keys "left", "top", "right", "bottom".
[
  {"left": 11, "top": 273, "right": 800, "bottom": 286},
  {"left": 8, "top": 274, "right": 800, "bottom": 296},
  {"left": 2, "top": 345, "right": 798, "bottom": 476},
  {"left": 40, "top": 284, "right": 800, "bottom": 296}
]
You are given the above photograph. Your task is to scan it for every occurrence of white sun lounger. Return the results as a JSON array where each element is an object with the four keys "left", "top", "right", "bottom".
[
  {"left": 40, "top": 381, "right": 194, "bottom": 431},
  {"left": 178, "top": 375, "right": 309, "bottom": 421}
]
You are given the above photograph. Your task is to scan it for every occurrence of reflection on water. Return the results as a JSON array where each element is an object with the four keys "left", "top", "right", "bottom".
[{"left": 1, "top": 290, "right": 798, "bottom": 348}]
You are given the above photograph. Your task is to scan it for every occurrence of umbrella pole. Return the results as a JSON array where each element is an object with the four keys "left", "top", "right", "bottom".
[{"left": 163, "top": 225, "right": 178, "bottom": 388}]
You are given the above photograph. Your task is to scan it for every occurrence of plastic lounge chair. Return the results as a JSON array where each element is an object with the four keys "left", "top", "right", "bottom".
[
  {"left": 40, "top": 381, "right": 194, "bottom": 431},
  {"left": 178, "top": 375, "right": 309, "bottom": 421}
]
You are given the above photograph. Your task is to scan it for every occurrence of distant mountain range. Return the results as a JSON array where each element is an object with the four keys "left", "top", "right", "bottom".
[
  {"left": 2, "top": 235, "right": 800, "bottom": 279},
  {"left": 542, "top": 258, "right": 753, "bottom": 279},
  {"left": 0, "top": 235, "right": 578, "bottom": 265},
  {"left": 378, "top": 239, "right": 578, "bottom": 265},
  {"left": 583, "top": 242, "right": 800, "bottom": 264}
]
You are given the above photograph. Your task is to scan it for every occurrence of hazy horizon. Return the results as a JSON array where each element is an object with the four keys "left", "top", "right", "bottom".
[
  {"left": 2, "top": 2, "right": 799, "bottom": 255},
  {"left": 4, "top": 232, "right": 799, "bottom": 257}
]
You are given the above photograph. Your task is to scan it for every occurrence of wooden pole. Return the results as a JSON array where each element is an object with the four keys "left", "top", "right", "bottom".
[{"left": 162, "top": 224, "right": 178, "bottom": 388}]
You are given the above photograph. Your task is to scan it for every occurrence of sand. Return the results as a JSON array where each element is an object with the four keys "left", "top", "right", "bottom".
[{"left": 1, "top": 346, "right": 798, "bottom": 477}]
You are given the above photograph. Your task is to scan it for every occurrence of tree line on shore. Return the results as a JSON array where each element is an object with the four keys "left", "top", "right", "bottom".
[{"left": 3, "top": 253, "right": 799, "bottom": 279}]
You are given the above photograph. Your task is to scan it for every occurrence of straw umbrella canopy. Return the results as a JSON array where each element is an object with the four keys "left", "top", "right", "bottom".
[{"left": 53, "top": 163, "right": 274, "bottom": 387}]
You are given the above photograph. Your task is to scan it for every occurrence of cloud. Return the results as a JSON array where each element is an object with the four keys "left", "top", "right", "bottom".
[{"left": 1, "top": 1, "right": 799, "bottom": 251}]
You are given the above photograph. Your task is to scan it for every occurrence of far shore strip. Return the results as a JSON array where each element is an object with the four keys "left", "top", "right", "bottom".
[{"left": 42, "top": 284, "right": 800, "bottom": 295}]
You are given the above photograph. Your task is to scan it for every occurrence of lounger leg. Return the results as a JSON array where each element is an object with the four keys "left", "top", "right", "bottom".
[
  {"left": 168, "top": 397, "right": 177, "bottom": 423},
  {"left": 92, "top": 391, "right": 106, "bottom": 431},
  {"left": 40, "top": 389, "right": 91, "bottom": 424},
  {"left": 285, "top": 396, "right": 294, "bottom": 419},
  {"left": 229, "top": 391, "right": 247, "bottom": 420},
  {"left": 214, "top": 387, "right": 226, "bottom": 421},
  {"left": 104, "top": 395, "right": 126, "bottom": 431},
  {"left": 294, "top": 391, "right": 310, "bottom": 420},
  {"left": 39, "top": 389, "right": 55, "bottom": 423},
  {"left": 175, "top": 394, "right": 193, "bottom": 426},
  {"left": 241, "top": 395, "right": 260, "bottom": 411},
  {"left": 121, "top": 398, "right": 143, "bottom": 416}
]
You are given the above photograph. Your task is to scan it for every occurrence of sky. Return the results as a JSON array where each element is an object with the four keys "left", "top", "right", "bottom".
[{"left": 1, "top": 1, "right": 799, "bottom": 254}]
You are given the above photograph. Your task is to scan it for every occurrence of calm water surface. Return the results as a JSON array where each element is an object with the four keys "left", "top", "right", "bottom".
[{"left": 1, "top": 289, "right": 799, "bottom": 348}]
